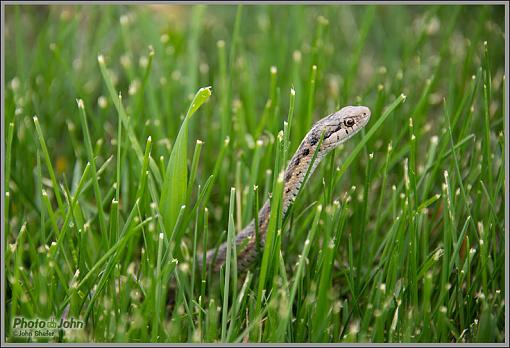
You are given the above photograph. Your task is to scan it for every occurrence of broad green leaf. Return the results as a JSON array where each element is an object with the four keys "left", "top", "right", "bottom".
[{"left": 160, "top": 87, "right": 212, "bottom": 240}]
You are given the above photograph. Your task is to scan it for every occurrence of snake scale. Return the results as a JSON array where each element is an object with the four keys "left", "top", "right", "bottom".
[{"left": 199, "top": 105, "right": 371, "bottom": 273}]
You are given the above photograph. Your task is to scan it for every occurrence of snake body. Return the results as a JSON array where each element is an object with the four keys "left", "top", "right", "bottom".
[{"left": 201, "top": 105, "right": 371, "bottom": 273}]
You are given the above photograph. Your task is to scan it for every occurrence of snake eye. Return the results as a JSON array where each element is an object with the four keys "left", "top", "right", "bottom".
[{"left": 344, "top": 119, "right": 355, "bottom": 127}]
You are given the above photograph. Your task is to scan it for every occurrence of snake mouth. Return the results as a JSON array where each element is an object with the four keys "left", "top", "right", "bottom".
[
  {"left": 360, "top": 106, "right": 371, "bottom": 121},
  {"left": 356, "top": 107, "right": 371, "bottom": 129}
]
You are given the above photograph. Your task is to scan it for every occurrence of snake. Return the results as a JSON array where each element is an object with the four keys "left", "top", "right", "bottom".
[
  {"left": 60, "top": 105, "right": 371, "bottom": 319},
  {"left": 199, "top": 105, "right": 371, "bottom": 273}
]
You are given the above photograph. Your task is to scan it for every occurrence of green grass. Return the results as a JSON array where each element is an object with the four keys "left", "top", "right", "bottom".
[{"left": 3, "top": 4, "right": 506, "bottom": 343}]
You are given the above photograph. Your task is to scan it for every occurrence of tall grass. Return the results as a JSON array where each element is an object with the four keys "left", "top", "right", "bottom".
[{"left": 3, "top": 4, "right": 506, "bottom": 343}]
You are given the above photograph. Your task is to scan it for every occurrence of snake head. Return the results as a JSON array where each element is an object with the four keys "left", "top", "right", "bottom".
[{"left": 310, "top": 105, "right": 371, "bottom": 151}]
